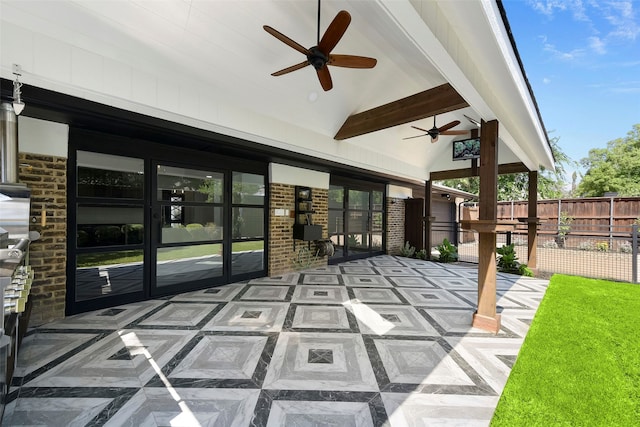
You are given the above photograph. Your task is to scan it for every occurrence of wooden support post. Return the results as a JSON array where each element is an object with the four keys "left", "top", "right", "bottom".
[
  {"left": 425, "top": 180, "right": 433, "bottom": 256},
  {"left": 474, "top": 119, "right": 501, "bottom": 333},
  {"left": 470, "top": 128, "right": 479, "bottom": 176},
  {"left": 528, "top": 170, "right": 538, "bottom": 269}
]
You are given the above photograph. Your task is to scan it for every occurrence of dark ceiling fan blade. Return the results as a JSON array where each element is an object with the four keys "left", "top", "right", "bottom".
[
  {"left": 271, "top": 61, "right": 310, "bottom": 76},
  {"left": 438, "top": 120, "right": 461, "bottom": 133},
  {"left": 411, "top": 125, "right": 431, "bottom": 133},
  {"left": 328, "top": 54, "right": 377, "bottom": 68},
  {"left": 316, "top": 66, "right": 333, "bottom": 91},
  {"left": 263, "top": 25, "right": 310, "bottom": 55},
  {"left": 441, "top": 130, "right": 470, "bottom": 135},
  {"left": 402, "top": 134, "right": 428, "bottom": 140},
  {"left": 318, "top": 10, "right": 351, "bottom": 54}
]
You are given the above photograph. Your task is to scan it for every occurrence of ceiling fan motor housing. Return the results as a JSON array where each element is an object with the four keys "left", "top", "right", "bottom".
[{"left": 307, "top": 46, "right": 328, "bottom": 69}]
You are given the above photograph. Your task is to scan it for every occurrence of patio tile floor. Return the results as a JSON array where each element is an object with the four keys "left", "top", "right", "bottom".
[{"left": 3, "top": 255, "right": 549, "bottom": 426}]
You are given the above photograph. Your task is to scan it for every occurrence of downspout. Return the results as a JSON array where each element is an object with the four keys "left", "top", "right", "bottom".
[{"left": 1, "top": 102, "right": 19, "bottom": 183}]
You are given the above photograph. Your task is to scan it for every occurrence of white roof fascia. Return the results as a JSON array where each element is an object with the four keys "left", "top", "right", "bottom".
[
  {"left": 380, "top": 0, "right": 538, "bottom": 172},
  {"left": 479, "top": 0, "right": 554, "bottom": 170}
]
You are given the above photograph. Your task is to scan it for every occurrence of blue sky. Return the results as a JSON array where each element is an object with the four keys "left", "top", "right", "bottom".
[{"left": 502, "top": 0, "right": 640, "bottom": 181}]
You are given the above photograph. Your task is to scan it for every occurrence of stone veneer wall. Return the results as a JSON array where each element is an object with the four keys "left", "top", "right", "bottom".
[
  {"left": 269, "top": 183, "right": 328, "bottom": 276},
  {"left": 386, "top": 197, "right": 405, "bottom": 255},
  {"left": 18, "top": 153, "right": 67, "bottom": 326}
]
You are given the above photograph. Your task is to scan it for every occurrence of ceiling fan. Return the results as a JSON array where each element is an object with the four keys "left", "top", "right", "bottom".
[
  {"left": 404, "top": 116, "right": 469, "bottom": 143},
  {"left": 263, "top": 0, "right": 377, "bottom": 91}
]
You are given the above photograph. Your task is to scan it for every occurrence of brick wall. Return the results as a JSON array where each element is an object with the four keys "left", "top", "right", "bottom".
[
  {"left": 19, "top": 153, "right": 67, "bottom": 326},
  {"left": 269, "top": 183, "right": 328, "bottom": 276},
  {"left": 386, "top": 197, "right": 405, "bottom": 255}
]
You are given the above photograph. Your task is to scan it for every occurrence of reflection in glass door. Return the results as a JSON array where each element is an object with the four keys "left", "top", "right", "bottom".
[
  {"left": 151, "top": 166, "right": 267, "bottom": 294},
  {"left": 69, "top": 141, "right": 268, "bottom": 314},
  {"left": 153, "top": 164, "right": 225, "bottom": 293},
  {"left": 329, "top": 183, "right": 384, "bottom": 262},
  {"left": 231, "top": 172, "right": 266, "bottom": 279},
  {"left": 73, "top": 151, "right": 146, "bottom": 305}
]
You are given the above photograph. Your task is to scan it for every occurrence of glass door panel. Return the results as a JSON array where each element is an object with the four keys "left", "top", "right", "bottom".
[
  {"left": 160, "top": 206, "right": 223, "bottom": 244},
  {"left": 153, "top": 164, "right": 225, "bottom": 295},
  {"left": 76, "top": 250, "right": 144, "bottom": 302},
  {"left": 74, "top": 152, "right": 145, "bottom": 304},
  {"left": 347, "top": 189, "right": 370, "bottom": 254},
  {"left": 232, "top": 241, "right": 265, "bottom": 275},
  {"left": 77, "top": 205, "right": 144, "bottom": 248},
  {"left": 372, "top": 233, "right": 383, "bottom": 251},
  {"left": 348, "top": 189, "right": 369, "bottom": 210},
  {"left": 232, "top": 207, "right": 264, "bottom": 239},
  {"left": 156, "top": 243, "right": 223, "bottom": 288},
  {"left": 157, "top": 166, "right": 224, "bottom": 203},
  {"left": 230, "top": 172, "right": 265, "bottom": 278},
  {"left": 328, "top": 185, "right": 345, "bottom": 259},
  {"left": 77, "top": 151, "right": 144, "bottom": 199}
]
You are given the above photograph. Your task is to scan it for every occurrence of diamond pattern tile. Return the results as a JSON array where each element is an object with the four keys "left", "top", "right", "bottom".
[
  {"left": 291, "top": 285, "right": 349, "bottom": 304},
  {"left": 7, "top": 255, "right": 548, "bottom": 426}
]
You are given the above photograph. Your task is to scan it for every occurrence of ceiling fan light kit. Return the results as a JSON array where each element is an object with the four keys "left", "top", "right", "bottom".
[{"left": 264, "top": 1, "right": 377, "bottom": 91}]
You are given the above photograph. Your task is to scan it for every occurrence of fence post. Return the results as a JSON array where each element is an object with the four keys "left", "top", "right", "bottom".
[
  {"left": 609, "top": 197, "right": 614, "bottom": 250},
  {"left": 633, "top": 224, "right": 638, "bottom": 284},
  {"left": 557, "top": 199, "right": 562, "bottom": 235}
]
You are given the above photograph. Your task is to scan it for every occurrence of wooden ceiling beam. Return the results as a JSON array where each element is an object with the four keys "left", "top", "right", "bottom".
[
  {"left": 429, "top": 162, "right": 530, "bottom": 181},
  {"left": 334, "top": 83, "right": 469, "bottom": 140}
]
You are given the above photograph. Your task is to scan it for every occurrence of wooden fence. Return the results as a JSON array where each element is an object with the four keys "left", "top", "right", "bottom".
[{"left": 495, "top": 197, "right": 640, "bottom": 236}]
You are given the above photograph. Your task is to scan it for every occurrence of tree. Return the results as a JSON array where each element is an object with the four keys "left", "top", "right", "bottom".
[
  {"left": 438, "top": 134, "right": 573, "bottom": 200},
  {"left": 577, "top": 124, "right": 640, "bottom": 197}
]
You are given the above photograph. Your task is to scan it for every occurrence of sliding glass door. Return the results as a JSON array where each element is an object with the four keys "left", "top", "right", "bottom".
[{"left": 68, "top": 133, "right": 268, "bottom": 315}]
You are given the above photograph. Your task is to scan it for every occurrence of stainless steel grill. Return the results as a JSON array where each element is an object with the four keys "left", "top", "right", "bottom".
[{"left": 1, "top": 102, "right": 34, "bottom": 420}]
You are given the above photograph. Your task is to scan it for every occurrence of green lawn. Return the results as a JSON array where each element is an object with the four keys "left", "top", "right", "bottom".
[{"left": 491, "top": 275, "right": 640, "bottom": 426}]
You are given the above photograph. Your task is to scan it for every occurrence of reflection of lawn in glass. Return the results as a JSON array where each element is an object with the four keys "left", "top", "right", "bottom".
[{"left": 77, "top": 241, "right": 263, "bottom": 267}]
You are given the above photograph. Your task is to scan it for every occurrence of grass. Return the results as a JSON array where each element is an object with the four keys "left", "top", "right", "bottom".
[
  {"left": 491, "top": 274, "right": 640, "bottom": 426},
  {"left": 77, "top": 241, "right": 263, "bottom": 267}
]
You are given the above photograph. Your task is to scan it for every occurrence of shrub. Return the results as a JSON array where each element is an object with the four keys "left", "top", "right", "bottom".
[
  {"left": 94, "top": 225, "right": 123, "bottom": 245},
  {"left": 122, "top": 223, "right": 143, "bottom": 244},
  {"left": 400, "top": 241, "right": 416, "bottom": 258},
  {"left": 555, "top": 211, "right": 573, "bottom": 248},
  {"left": 543, "top": 240, "right": 558, "bottom": 249},
  {"left": 518, "top": 264, "right": 534, "bottom": 277},
  {"left": 497, "top": 243, "right": 532, "bottom": 276},
  {"left": 162, "top": 226, "right": 190, "bottom": 243},
  {"left": 619, "top": 241, "right": 633, "bottom": 253},
  {"left": 187, "top": 223, "right": 209, "bottom": 240},
  {"left": 578, "top": 240, "right": 596, "bottom": 251},
  {"left": 577, "top": 240, "right": 609, "bottom": 252},
  {"left": 436, "top": 238, "right": 458, "bottom": 263},
  {"left": 415, "top": 249, "right": 428, "bottom": 260},
  {"left": 77, "top": 230, "right": 91, "bottom": 247},
  {"left": 347, "top": 234, "right": 360, "bottom": 247}
]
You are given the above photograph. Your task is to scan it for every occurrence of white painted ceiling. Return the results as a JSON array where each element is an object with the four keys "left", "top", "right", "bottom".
[{"left": 0, "top": 0, "right": 554, "bottom": 183}]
